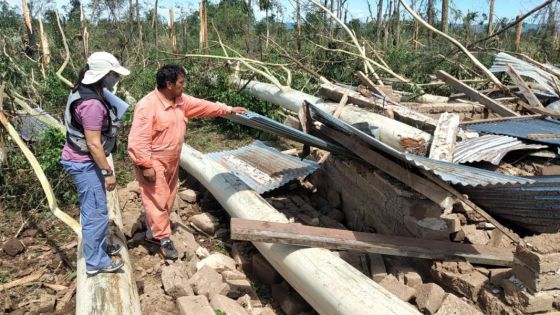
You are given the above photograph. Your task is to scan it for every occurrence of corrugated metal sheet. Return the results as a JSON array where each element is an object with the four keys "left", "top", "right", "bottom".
[
  {"left": 490, "top": 52, "right": 559, "bottom": 96},
  {"left": 206, "top": 141, "right": 319, "bottom": 194},
  {"left": 464, "top": 117, "right": 560, "bottom": 146},
  {"left": 460, "top": 177, "right": 560, "bottom": 233},
  {"left": 453, "top": 135, "right": 547, "bottom": 165},
  {"left": 402, "top": 154, "right": 534, "bottom": 186},
  {"left": 305, "top": 101, "right": 534, "bottom": 187},
  {"left": 226, "top": 112, "right": 348, "bottom": 154}
]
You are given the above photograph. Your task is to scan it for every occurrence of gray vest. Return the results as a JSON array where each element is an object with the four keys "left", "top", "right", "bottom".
[{"left": 63, "top": 87, "right": 121, "bottom": 156}]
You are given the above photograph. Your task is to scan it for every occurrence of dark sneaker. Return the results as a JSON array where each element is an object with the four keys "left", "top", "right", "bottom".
[
  {"left": 86, "top": 259, "right": 125, "bottom": 276},
  {"left": 106, "top": 243, "right": 121, "bottom": 256},
  {"left": 160, "top": 240, "right": 178, "bottom": 260}
]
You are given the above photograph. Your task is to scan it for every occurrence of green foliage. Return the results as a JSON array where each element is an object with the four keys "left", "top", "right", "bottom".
[
  {"left": 215, "top": 310, "right": 227, "bottom": 315},
  {"left": 40, "top": 70, "right": 72, "bottom": 115},
  {"left": 34, "top": 127, "right": 65, "bottom": 177}
]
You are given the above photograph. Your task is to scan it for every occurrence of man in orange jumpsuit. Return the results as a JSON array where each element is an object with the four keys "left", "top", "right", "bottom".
[{"left": 128, "top": 64, "right": 246, "bottom": 259}]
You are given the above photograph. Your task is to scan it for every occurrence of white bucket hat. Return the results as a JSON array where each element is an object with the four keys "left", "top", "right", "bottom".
[{"left": 81, "top": 51, "right": 130, "bottom": 85}]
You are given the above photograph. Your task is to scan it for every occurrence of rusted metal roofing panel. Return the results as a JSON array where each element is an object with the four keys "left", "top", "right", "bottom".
[
  {"left": 305, "top": 101, "right": 534, "bottom": 187},
  {"left": 453, "top": 135, "right": 547, "bottom": 165},
  {"left": 460, "top": 177, "right": 560, "bottom": 233},
  {"left": 206, "top": 141, "right": 319, "bottom": 194},
  {"left": 464, "top": 117, "right": 560, "bottom": 146}
]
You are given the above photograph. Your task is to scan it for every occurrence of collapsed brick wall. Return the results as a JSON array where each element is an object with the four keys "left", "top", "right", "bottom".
[{"left": 309, "top": 155, "right": 451, "bottom": 239}]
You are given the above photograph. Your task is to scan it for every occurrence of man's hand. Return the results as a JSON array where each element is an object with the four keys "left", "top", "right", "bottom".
[
  {"left": 143, "top": 167, "right": 156, "bottom": 182},
  {"left": 105, "top": 175, "right": 117, "bottom": 191},
  {"left": 231, "top": 106, "right": 247, "bottom": 113}
]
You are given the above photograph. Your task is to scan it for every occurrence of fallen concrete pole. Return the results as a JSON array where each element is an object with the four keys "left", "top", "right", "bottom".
[
  {"left": 233, "top": 78, "right": 431, "bottom": 153},
  {"left": 75, "top": 154, "right": 141, "bottom": 315},
  {"left": 179, "top": 144, "right": 421, "bottom": 315}
]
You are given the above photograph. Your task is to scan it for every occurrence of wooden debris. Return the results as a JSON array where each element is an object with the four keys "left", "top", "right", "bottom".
[
  {"left": 43, "top": 283, "right": 69, "bottom": 291},
  {"left": 0, "top": 271, "right": 44, "bottom": 291},
  {"left": 230, "top": 218, "right": 514, "bottom": 266},
  {"left": 429, "top": 113, "right": 460, "bottom": 162},
  {"left": 506, "top": 64, "right": 544, "bottom": 109},
  {"left": 332, "top": 91, "right": 349, "bottom": 119},
  {"left": 436, "top": 70, "right": 518, "bottom": 117},
  {"left": 527, "top": 133, "right": 560, "bottom": 139}
]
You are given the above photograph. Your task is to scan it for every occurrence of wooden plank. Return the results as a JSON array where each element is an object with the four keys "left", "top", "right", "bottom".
[
  {"left": 316, "top": 123, "right": 455, "bottom": 211},
  {"left": 506, "top": 64, "right": 544, "bottom": 110},
  {"left": 527, "top": 133, "right": 560, "bottom": 139},
  {"left": 429, "top": 113, "right": 460, "bottom": 162},
  {"left": 461, "top": 114, "right": 542, "bottom": 125},
  {"left": 355, "top": 71, "right": 388, "bottom": 98},
  {"left": 230, "top": 218, "right": 514, "bottom": 267},
  {"left": 436, "top": 70, "right": 519, "bottom": 117},
  {"left": 332, "top": 91, "right": 349, "bottom": 118}
]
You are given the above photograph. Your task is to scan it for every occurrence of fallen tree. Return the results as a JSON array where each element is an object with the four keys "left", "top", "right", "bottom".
[{"left": 179, "top": 144, "right": 421, "bottom": 315}]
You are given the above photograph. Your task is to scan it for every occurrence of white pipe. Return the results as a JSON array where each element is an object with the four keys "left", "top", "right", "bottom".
[
  {"left": 233, "top": 78, "right": 431, "bottom": 152},
  {"left": 180, "top": 144, "right": 420, "bottom": 315}
]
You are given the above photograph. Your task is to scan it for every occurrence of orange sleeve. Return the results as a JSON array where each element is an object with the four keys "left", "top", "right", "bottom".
[
  {"left": 183, "top": 94, "right": 232, "bottom": 119},
  {"left": 127, "top": 98, "right": 154, "bottom": 169}
]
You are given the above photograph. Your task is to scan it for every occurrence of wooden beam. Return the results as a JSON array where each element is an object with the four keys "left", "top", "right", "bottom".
[
  {"left": 316, "top": 123, "right": 455, "bottom": 211},
  {"left": 355, "top": 71, "right": 388, "bottom": 99},
  {"left": 0, "top": 271, "right": 44, "bottom": 291},
  {"left": 461, "top": 114, "right": 541, "bottom": 125},
  {"left": 527, "top": 133, "right": 560, "bottom": 139},
  {"left": 230, "top": 218, "right": 514, "bottom": 267},
  {"left": 332, "top": 91, "right": 349, "bottom": 118},
  {"left": 429, "top": 113, "right": 460, "bottom": 162},
  {"left": 436, "top": 70, "right": 519, "bottom": 117},
  {"left": 506, "top": 64, "right": 544, "bottom": 109}
]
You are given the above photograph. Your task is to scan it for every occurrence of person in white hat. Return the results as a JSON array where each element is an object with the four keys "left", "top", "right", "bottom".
[{"left": 60, "top": 52, "right": 130, "bottom": 276}]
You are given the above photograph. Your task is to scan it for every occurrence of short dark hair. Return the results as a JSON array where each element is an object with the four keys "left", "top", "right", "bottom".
[{"left": 156, "top": 64, "right": 186, "bottom": 89}]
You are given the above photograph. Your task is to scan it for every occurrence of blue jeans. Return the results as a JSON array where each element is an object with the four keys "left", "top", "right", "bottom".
[{"left": 61, "top": 160, "right": 111, "bottom": 271}]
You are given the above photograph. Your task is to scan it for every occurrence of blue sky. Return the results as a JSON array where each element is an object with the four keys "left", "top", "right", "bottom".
[{"left": 3, "top": 0, "right": 550, "bottom": 23}]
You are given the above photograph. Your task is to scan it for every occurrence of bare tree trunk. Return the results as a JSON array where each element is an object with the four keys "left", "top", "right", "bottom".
[
  {"left": 376, "top": 0, "right": 383, "bottom": 43},
  {"left": 128, "top": 0, "right": 133, "bottom": 26},
  {"left": 80, "top": 4, "right": 89, "bottom": 58},
  {"left": 515, "top": 15, "right": 522, "bottom": 52},
  {"left": 296, "top": 0, "right": 301, "bottom": 52},
  {"left": 427, "top": 0, "right": 434, "bottom": 45},
  {"left": 169, "top": 8, "right": 177, "bottom": 54},
  {"left": 441, "top": 0, "right": 449, "bottom": 33},
  {"left": 393, "top": 0, "right": 400, "bottom": 46},
  {"left": 266, "top": 9, "right": 270, "bottom": 48},
  {"left": 182, "top": 9, "right": 188, "bottom": 52},
  {"left": 38, "top": 16, "right": 49, "bottom": 66},
  {"left": 199, "top": 0, "right": 208, "bottom": 49},
  {"left": 136, "top": 0, "right": 142, "bottom": 40},
  {"left": 153, "top": 0, "right": 158, "bottom": 47},
  {"left": 20, "top": 0, "right": 35, "bottom": 57},
  {"left": 412, "top": 0, "right": 419, "bottom": 49},
  {"left": 487, "top": 0, "right": 495, "bottom": 35}
]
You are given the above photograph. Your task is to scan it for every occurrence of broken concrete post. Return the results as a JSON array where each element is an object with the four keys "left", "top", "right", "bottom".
[
  {"left": 429, "top": 112, "right": 460, "bottom": 162},
  {"left": 179, "top": 144, "right": 421, "bottom": 315}
]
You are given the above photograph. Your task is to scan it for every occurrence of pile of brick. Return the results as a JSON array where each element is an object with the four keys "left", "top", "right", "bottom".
[{"left": 501, "top": 233, "right": 560, "bottom": 314}]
